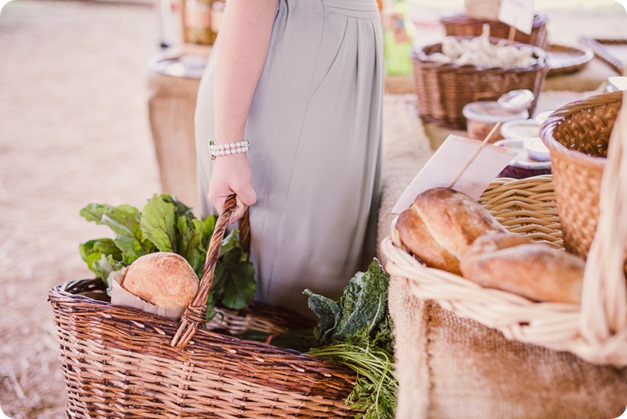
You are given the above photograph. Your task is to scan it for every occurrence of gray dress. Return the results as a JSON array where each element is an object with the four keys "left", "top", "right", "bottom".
[{"left": 194, "top": 0, "right": 383, "bottom": 317}]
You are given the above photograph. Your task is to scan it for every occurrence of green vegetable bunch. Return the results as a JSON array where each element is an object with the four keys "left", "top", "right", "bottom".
[
  {"left": 78, "top": 193, "right": 256, "bottom": 320},
  {"left": 305, "top": 259, "right": 397, "bottom": 419}
]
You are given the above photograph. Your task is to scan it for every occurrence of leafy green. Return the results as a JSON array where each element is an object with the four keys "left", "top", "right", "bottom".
[
  {"left": 78, "top": 239, "right": 124, "bottom": 287},
  {"left": 78, "top": 194, "right": 256, "bottom": 320},
  {"left": 140, "top": 194, "right": 177, "bottom": 253},
  {"left": 304, "top": 259, "right": 396, "bottom": 419},
  {"left": 304, "top": 259, "right": 390, "bottom": 344}
]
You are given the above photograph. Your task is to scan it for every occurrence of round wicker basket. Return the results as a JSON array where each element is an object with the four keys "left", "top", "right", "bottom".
[
  {"left": 411, "top": 37, "right": 549, "bottom": 129},
  {"left": 541, "top": 91, "right": 622, "bottom": 260},
  {"left": 440, "top": 13, "right": 549, "bottom": 49}
]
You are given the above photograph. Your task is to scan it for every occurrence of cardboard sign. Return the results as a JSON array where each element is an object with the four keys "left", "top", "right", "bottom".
[
  {"left": 498, "top": 0, "right": 535, "bottom": 35},
  {"left": 392, "top": 135, "right": 517, "bottom": 214}
]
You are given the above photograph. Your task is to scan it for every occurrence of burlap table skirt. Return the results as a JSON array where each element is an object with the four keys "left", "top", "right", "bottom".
[{"left": 377, "top": 95, "right": 627, "bottom": 419}]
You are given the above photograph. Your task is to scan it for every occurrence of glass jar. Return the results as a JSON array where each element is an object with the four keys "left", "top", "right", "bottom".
[{"left": 184, "top": 0, "right": 224, "bottom": 45}]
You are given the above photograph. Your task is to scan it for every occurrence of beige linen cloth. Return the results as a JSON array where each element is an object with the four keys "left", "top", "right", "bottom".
[{"left": 376, "top": 95, "right": 627, "bottom": 419}]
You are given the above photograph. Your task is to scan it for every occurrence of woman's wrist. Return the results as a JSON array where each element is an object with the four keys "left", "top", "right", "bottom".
[{"left": 208, "top": 139, "right": 250, "bottom": 160}]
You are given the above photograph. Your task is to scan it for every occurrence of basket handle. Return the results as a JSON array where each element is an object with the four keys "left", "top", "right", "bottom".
[
  {"left": 170, "top": 194, "right": 249, "bottom": 349},
  {"left": 579, "top": 91, "right": 627, "bottom": 346}
]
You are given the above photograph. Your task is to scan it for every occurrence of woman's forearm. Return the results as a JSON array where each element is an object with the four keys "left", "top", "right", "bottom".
[{"left": 214, "top": 0, "right": 278, "bottom": 144}]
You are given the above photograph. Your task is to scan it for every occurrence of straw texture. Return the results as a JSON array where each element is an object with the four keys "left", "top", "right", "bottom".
[
  {"left": 49, "top": 195, "right": 359, "bottom": 417},
  {"left": 541, "top": 91, "right": 622, "bottom": 260}
]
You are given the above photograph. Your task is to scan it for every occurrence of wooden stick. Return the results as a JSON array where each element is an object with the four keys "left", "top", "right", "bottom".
[
  {"left": 508, "top": 25, "right": 516, "bottom": 42},
  {"left": 448, "top": 122, "right": 502, "bottom": 189}
]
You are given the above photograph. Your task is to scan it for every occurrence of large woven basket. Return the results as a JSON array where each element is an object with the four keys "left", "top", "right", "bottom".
[
  {"left": 541, "top": 91, "right": 623, "bottom": 261},
  {"left": 412, "top": 37, "right": 549, "bottom": 129},
  {"left": 49, "top": 195, "right": 360, "bottom": 417},
  {"left": 382, "top": 169, "right": 627, "bottom": 364},
  {"left": 440, "top": 13, "right": 549, "bottom": 49}
]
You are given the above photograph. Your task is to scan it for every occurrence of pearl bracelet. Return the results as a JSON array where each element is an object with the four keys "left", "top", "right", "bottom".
[{"left": 208, "top": 139, "right": 250, "bottom": 160}]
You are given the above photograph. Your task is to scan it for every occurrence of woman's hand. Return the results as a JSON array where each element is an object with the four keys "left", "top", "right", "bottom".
[{"left": 208, "top": 153, "right": 257, "bottom": 223}]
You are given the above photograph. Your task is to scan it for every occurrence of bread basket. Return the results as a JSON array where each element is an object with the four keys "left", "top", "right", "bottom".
[
  {"left": 49, "top": 195, "right": 361, "bottom": 417},
  {"left": 411, "top": 37, "right": 549, "bottom": 129},
  {"left": 382, "top": 143, "right": 626, "bottom": 366}
]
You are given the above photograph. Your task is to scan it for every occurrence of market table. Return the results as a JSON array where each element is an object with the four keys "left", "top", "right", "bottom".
[{"left": 375, "top": 94, "right": 627, "bottom": 419}]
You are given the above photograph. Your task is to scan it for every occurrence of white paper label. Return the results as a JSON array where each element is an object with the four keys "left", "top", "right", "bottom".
[
  {"left": 392, "top": 135, "right": 517, "bottom": 214},
  {"left": 498, "top": 0, "right": 535, "bottom": 35}
]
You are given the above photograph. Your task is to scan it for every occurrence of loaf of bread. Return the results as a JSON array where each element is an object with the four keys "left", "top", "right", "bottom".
[
  {"left": 396, "top": 206, "right": 461, "bottom": 274},
  {"left": 121, "top": 252, "right": 199, "bottom": 309},
  {"left": 460, "top": 236, "right": 585, "bottom": 303},
  {"left": 397, "top": 187, "right": 507, "bottom": 273}
]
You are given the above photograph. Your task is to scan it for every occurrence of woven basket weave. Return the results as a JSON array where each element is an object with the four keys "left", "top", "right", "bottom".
[
  {"left": 441, "top": 13, "right": 549, "bottom": 49},
  {"left": 541, "top": 91, "right": 622, "bottom": 260},
  {"left": 411, "top": 37, "right": 549, "bottom": 129},
  {"left": 382, "top": 169, "right": 627, "bottom": 364},
  {"left": 49, "top": 195, "right": 359, "bottom": 417}
]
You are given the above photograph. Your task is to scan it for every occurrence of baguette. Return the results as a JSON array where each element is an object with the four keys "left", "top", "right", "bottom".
[{"left": 460, "top": 240, "right": 584, "bottom": 303}]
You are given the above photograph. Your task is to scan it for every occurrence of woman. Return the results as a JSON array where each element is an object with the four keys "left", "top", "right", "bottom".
[{"left": 195, "top": 0, "right": 383, "bottom": 317}]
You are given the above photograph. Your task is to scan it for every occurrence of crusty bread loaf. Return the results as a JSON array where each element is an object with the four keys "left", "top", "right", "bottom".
[
  {"left": 460, "top": 242, "right": 584, "bottom": 303},
  {"left": 397, "top": 208, "right": 462, "bottom": 275},
  {"left": 396, "top": 187, "right": 507, "bottom": 273},
  {"left": 121, "top": 252, "right": 199, "bottom": 309},
  {"left": 462, "top": 232, "right": 536, "bottom": 257}
]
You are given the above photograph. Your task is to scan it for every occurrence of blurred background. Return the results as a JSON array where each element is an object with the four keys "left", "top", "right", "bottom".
[{"left": 0, "top": 0, "right": 625, "bottom": 417}]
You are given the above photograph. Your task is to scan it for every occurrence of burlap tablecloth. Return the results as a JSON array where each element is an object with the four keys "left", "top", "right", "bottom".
[{"left": 376, "top": 95, "right": 627, "bottom": 419}]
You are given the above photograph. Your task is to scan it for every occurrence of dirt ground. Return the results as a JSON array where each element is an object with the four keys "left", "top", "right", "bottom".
[
  {"left": 0, "top": 1, "right": 625, "bottom": 418},
  {"left": 0, "top": 1, "right": 161, "bottom": 417}
]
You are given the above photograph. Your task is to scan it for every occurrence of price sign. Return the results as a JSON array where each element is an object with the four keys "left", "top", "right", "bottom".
[
  {"left": 498, "top": 0, "right": 535, "bottom": 35},
  {"left": 392, "top": 135, "right": 516, "bottom": 214}
]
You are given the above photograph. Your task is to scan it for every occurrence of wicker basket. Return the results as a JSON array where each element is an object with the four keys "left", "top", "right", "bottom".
[
  {"left": 381, "top": 173, "right": 627, "bottom": 365},
  {"left": 441, "top": 13, "right": 549, "bottom": 49},
  {"left": 49, "top": 195, "right": 360, "bottom": 417},
  {"left": 412, "top": 38, "right": 549, "bottom": 129},
  {"left": 540, "top": 91, "right": 623, "bottom": 261}
]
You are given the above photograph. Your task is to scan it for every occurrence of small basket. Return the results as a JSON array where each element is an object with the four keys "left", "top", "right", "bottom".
[
  {"left": 540, "top": 91, "right": 622, "bottom": 260},
  {"left": 411, "top": 37, "right": 549, "bottom": 129},
  {"left": 49, "top": 195, "right": 359, "bottom": 417},
  {"left": 440, "top": 13, "right": 549, "bottom": 49}
]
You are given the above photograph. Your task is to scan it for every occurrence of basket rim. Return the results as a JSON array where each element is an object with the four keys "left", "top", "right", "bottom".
[
  {"left": 439, "top": 12, "right": 548, "bottom": 27},
  {"left": 411, "top": 36, "right": 549, "bottom": 72},
  {"left": 540, "top": 91, "right": 622, "bottom": 168}
]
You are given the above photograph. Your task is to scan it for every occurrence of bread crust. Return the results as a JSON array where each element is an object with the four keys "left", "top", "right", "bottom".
[
  {"left": 121, "top": 252, "right": 199, "bottom": 309},
  {"left": 397, "top": 208, "right": 461, "bottom": 274},
  {"left": 460, "top": 243, "right": 584, "bottom": 303},
  {"left": 396, "top": 187, "right": 506, "bottom": 273},
  {"left": 411, "top": 188, "right": 507, "bottom": 258}
]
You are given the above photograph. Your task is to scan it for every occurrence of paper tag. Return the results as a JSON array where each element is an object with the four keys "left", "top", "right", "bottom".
[
  {"left": 111, "top": 269, "right": 185, "bottom": 321},
  {"left": 498, "top": 0, "right": 535, "bottom": 35},
  {"left": 392, "top": 135, "right": 516, "bottom": 214}
]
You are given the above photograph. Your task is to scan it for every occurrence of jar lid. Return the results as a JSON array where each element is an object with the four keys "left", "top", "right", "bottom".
[
  {"left": 462, "top": 101, "right": 529, "bottom": 124},
  {"left": 524, "top": 137, "right": 550, "bottom": 162},
  {"left": 497, "top": 89, "right": 535, "bottom": 112},
  {"left": 493, "top": 139, "right": 551, "bottom": 169},
  {"left": 501, "top": 119, "right": 541, "bottom": 140}
]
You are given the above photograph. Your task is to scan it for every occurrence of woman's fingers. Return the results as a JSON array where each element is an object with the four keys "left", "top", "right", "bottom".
[{"left": 207, "top": 155, "right": 256, "bottom": 223}]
